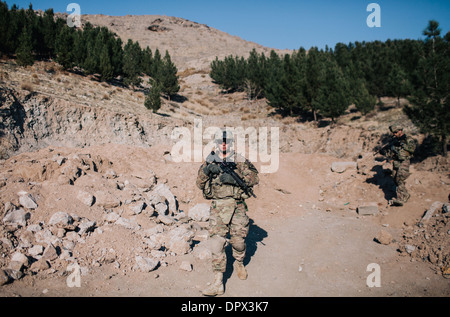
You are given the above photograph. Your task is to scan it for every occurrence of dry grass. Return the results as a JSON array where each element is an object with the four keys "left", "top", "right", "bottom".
[{"left": 241, "top": 113, "right": 257, "bottom": 121}]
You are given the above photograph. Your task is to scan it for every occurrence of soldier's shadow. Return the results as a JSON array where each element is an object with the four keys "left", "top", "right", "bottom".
[
  {"left": 365, "top": 164, "right": 396, "bottom": 201},
  {"left": 223, "top": 219, "right": 268, "bottom": 283}
]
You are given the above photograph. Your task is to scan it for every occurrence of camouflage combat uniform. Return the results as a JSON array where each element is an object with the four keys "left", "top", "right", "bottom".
[
  {"left": 387, "top": 131, "right": 416, "bottom": 204},
  {"left": 196, "top": 151, "right": 259, "bottom": 273}
]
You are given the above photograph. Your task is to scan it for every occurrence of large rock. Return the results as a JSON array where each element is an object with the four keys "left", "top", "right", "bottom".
[
  {"left": 421, "top": 201, "right": 443, "bottom": 223},
  {"left": 48, "top": 212, "right": 74, "bottom": 229},
  {"left": 164, "top": 226, "right": 194, "bottom": 255},
  {"left": 331, "top": 161, "right": 357, "bottom": 173},
  {"left": 42, "top": 244, "right": 59, "bottom": 262},
  {"left": 115, "top": 217, "right": 141, "bottom": 230},
  {"left": 95, "top": 190, "right": 121, "bottom": 209},
  {"left": 77, "top": 190, "right": 95, "bottom": 207},
  {"left": 0, "top": 269, "right": 10, "bottom": 286},
  {"left": 374, "top": 230, "right": 393, "bottom": 245},
  {"left": 357, "top": 204, "right": 379, "bottom": 216},
  {"left": 193, "top": 240, "right": 212, "bottom": 260},
  {"left": 28, "top": 245, "right": 44, "bottom": 257},
  {"left": 10, "top": 252, "right": 29, "bottom": 268},
  {"left": 151, "top": 184, "right": 177, "bottom": 215},
  {"left": 135, "top": 255, "right": 159, "bottom": 272},
  {"left": 3, "top": 207, "right": 29, "bottom": 228},
  {"left": 78, "top": 219, "right": 96, "bottom": 235},
  {"left": 157, "top": 214, "right": 176, "bottom": 226},
  {"left": 188, "top": 203, "right": 210, "bottom": 222},
  {"left": 18, "top": 192, "right": 38, "bottom": 209},
  {"left": 29, "top": 259, "right": 50, "bottom": 272}
]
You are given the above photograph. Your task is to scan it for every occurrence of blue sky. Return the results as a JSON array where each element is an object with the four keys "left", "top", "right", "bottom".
[{"left": 5, "top": 0, "right": 450, "bottom": 50}]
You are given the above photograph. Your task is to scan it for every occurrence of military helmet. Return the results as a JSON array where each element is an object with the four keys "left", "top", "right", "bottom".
[
  {"left": 389, "top": 124, "right": 403, "bottom": 133},
  {"left": 214, "top": 128, "right": 234, "bottom": 145}
]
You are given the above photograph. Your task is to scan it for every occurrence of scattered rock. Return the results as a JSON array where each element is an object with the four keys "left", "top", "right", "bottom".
[
  {"left": 357, "top": 204, "right": 379, "bottom": 216},
  {"left": 405, "top": 244, "right": 416, "bottom": 254},
  {"left": 421, "top": 201, "right": 443, "bottom": 223},
  {"left": 164, "top": 226, "right": 194, "bottom": 255},
  {"left": 374, "top": 230, "right": 393, "bottom": 245},
  {"left": 193, "top": 241, "right": 212, "bottom": 260},
  {"left": 78, "top": 219, "right": 96, "bottom": 235},
  {"left": 48, "top": 212, "right": 74, "bottom": 229},
  {"left": 151, "top": 183, "right": 177, "bottom": 215},
  {"left": 188, "top": 203, "right": 210, "bottom": 222},
  {"left": 18, "top": 193, "right": 38, "bottom": 209},
  {"left": 42, "top": 244, "right": 59, "bottom": 262},
  {"left": 11, "top": 252, "right": 29, "bottom": 268},
  {"left": 115, "top": 217, "right": 141, "bottom": 230},
  {"left": 157, "top": 214, "right": 176, "bottom": 226},
  {"left": 77, "top": 190, "right": 95, "bottom": 207},
  {"left": 28, "top": 245, "right": 44, "bottom": 257},
  {"left": 94, "top": 190, "right": 121, "bottom": 209},
  {"left": 104, "top": 211, "right": 120, "bottom": 223},
  {"left": 30, "top": 259, "right": 50, "bottom": 272},
  {"left": 135, "top": 255, "right": 159, "bottom": 272},
  {"left": 128, "top": 202, "right": 146, "bottom": 215},
  {"left": 0, "top": 269, "right": 10, "bottom": 286},
  {"left": 3, "top": 207, "right": 29, "bottom": 228},
  {"left": 180, "top": 261, "right": 192, "bottom": 272},
  {"left": 331, "top": 161, "right": 357, "bottom": 173}
]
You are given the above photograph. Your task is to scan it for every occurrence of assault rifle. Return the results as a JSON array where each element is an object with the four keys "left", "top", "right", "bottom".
[
  {"left": 206, "top": 151, "right": 257, "bottom": 198},
  {"left": 378, "top": 138, "right": 400, "bottom": 162}
]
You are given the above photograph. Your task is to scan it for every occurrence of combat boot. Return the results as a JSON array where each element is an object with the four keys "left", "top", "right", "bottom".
[
  {"left": 234, "top": 261, "right": 247, "bottom": 280},
  {"left": 390, "top": 199, "right": 404, "bottom": 207},
  {"left": 201, "top": 272, "right": 224, "bottom": 296}
]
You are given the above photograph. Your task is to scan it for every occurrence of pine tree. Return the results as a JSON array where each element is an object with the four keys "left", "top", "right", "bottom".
[
  {"left": 210, "top": 57, "right": 226, "bottom": 87},
  {"left": 156, "top": 50, "right": 179, "bottom": 99},
  {"left": 145, "top": 81, "right": 162, "bottom": 113},
  {"left": 0, "top": 1, "right": 9, "bottom": 54},
  {"left": 123, "top": 39, "right": 142, "bottom": 87},
  {"left": 109, "top": 36, "right": 123, "bottom": 77},
  {"left": 6, "top": 5, "right": 26, "bottom": 54},
  {"left": 264, "top": 50, "right": 284, "bottom": 111},
  {"left": 406, "top": 20, "right": 450, "bottom": 156},
  {"left": 72, "top": 29, "right": 87, "bottom": 67},
  {"left": 82, "top": 25, "right": 101, "bottom": 74},
  {"left": 314, "top": 57, "right": 350, "bottom": 122},
  {"left": 151, "top": 48, "right": 162, "bottom": 79},
  {"left": 385, "top": 63, "right": 412, "bottom": 106},
  {"left": 353, "top": 78, "right": 376, "bottom": 115},
  {"left": 141, "top": 46, "right": 153, "bottom": 76},
  {"left": 99, "top": 45, "right": 113, "bottom": 81},
  {"left": 244, "top": 49, "right": 264, "bottom": 100},
  {"left": 305, "top": 47, "right": 327, "bottom": 121},
  {"left": 55, "top": 25, "right": 75, "bottom": 70},
  {"left": 41, "top": 8, "right": 57, "bottom": 58},
  {"left": 16, "top": 24, "right": 34, "bottom": 67}
]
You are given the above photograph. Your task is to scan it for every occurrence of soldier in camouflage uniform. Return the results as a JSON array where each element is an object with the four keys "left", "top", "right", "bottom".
[
  {"left": 196, "top": 128, "right": 259, "bottom": 296},
  {"left": 383, "top": 124, "right": 416, "bottom": 206}
]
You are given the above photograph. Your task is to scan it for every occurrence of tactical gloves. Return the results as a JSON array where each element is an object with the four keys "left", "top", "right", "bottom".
[
  {"left": 203, "top": 164, "right": 221, "bottom": 176},
  {"left": 219, "top": 173, "right": 238, "bottom": 185},
  {"left": 203, "top": 164, "right": 238, "bottom": 186}
]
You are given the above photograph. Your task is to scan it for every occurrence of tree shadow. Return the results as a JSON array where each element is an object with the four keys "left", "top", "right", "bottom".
[
  {"left": 411, "top": 134, "right": 442, "bottom": 163},
  {"left": 223, "top": 218, "right": 268, "bottom": 283},
  {"left": 166, "top": 93, "right": 188, "bottom": 103}
]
